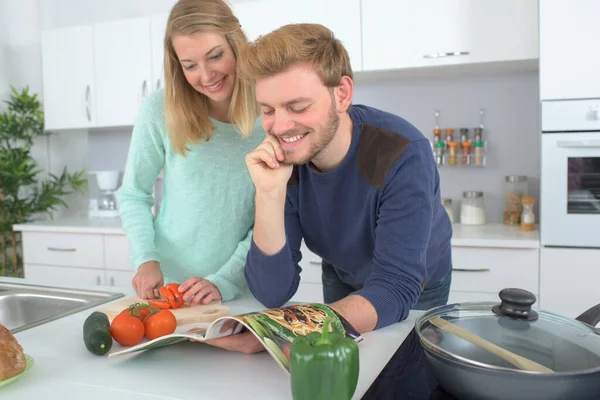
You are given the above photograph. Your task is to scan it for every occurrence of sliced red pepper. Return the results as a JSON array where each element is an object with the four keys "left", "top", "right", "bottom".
[
  {"left": 159, "top": 286, "right": 177, "bottom": 308},
  {"left": 148, "top": 299, "right": 172, "bottom": 309},
  {"left": 165, "top": 283, "right": 185, "bottom": 308}
]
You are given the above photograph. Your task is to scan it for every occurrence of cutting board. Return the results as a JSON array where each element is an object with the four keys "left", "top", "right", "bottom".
[{"left": 95, "top": 296, "right": 230, "bottom": 326}]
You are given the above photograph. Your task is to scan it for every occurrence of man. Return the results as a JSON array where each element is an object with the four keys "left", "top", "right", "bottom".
[{"left": 208, "top": 23, "right": 452, "bottom": 361}]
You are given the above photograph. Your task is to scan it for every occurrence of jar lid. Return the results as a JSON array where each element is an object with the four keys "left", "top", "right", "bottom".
[
  {"left": 522, "top": 195, "right": 535, "bottom": 204},
  {"left": 448, "top": 141, "right": 458, "bottom": 147},
  {"left": 460, "top": 128, "right": 469, "bottom": 133},
  {"left": 435, "top": 142, "right": 445, "bottom": 148},
  {"left": 463, "top": 191, "right": 483, "bottom": 198},
  {"left": 433, "top": 128, "right": 442, "bottom": 134},
  {"left": 473, "top": 141, "right": 483, "bottom": 147},
  {"left": 505, "top": 175, "right": 527, "bottom": 183},
  {"left": 462, "top": 141, "right": 472, "bottom": 147},
  {"left": 445, "top": 128, "right": 455, "bottom": 133}
]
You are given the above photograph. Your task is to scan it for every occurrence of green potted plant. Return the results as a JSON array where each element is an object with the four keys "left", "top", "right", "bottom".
[{"left": 0, "top": 86, "right": 86, "bottom": 277}]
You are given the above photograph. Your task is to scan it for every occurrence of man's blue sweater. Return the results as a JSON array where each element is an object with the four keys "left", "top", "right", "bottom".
[{"left": 244, "top": 104, "right": 453, "bottom": 329}]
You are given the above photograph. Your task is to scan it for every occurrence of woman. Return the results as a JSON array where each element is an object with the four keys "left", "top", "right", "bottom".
[{"left": 117, "top": 0, "right": 263, "bottom": 306}]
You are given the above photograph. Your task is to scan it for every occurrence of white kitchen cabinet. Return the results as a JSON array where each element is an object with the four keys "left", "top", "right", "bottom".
[
  {"left": 539, "top": 0, "right": 600, "bottom": 100},
  {"left": 25, "top": 264, "right": 105, "bottom": 287},
  {"left": 362, "top": 0, "right": 538, "bottom": 72},
  {"left": 540, "top": 247, "right": 600, "bottom": 318},
  {"left": 150, "top": 14, "right": 169, "bottom": 93},
  {"left": 41, "top": 25, "right": 95, "bottom": 130},
  {"left": 93, "top": 17, "right": 153, "bottom": 127},
  {"left": 19, "top": 230, "right": 134, "bottom": 289},
  {"left": 232, "top": 0, "right": 362, "bottom": 72}
]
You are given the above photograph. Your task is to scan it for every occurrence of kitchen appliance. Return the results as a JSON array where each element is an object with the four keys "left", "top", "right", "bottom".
[
  {"left": 415, "top": 288, "right": 600, "bottom": 400},
  {"left": 541, "top": 99, "right": 600, "bottom": 248},
  {"left": 88, "top": 170, "right": 121, "bottom": 218}
]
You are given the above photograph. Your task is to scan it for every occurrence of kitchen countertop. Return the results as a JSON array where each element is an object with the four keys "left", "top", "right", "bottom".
[
  {"left": 13, "top": 217, "right": 540, "bottom": 248},
  {"left": 1, "top": 277, "right": 424, "bottom": 400}
]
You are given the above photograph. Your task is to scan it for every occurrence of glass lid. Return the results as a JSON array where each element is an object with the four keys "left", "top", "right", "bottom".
[{"left": 416, "top": 288, "right": 600, "bottom": 374}]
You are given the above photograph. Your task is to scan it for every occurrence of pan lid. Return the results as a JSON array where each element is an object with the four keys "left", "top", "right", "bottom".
[{"left": 416, "top": 288, "right": 600, "bottom": 374}]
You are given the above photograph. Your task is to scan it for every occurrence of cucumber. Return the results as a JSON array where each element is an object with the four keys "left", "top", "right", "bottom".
[{"left": 83, "top": 311, "right": 113, "bottom": 356}]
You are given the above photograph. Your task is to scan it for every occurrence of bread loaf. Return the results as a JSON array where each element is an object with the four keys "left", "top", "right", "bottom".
[{"left": 0, "top": 324, "right": 26, "bottom": 381}]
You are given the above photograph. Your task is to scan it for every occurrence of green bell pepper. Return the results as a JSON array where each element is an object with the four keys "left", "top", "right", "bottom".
[{"left": 290, "top": 315, "right": 359, "bottom": 400}]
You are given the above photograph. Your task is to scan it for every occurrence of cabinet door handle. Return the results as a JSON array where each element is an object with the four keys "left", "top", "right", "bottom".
[
  {"left": 156, "top": 79, "right": 161, "bottom": 91},
  {"left": 142, "top": 80, "right": 148, "bottom": 98},
  {"left": 556, "top": 140, "right": 600, "bottom": 148},
  {"left": 96, "top": 276, "right": 101, "bottom": 285},
  {"left": 424, "top": 51, "right": 469, "bottom": 59},
  {"left": 110, "top": 276, "right": 115, "bottom": 286},
  {"left": 47, "top": 247, "right": 76, "bottom": 252},
  {"left": 452, "top": 268, "right": 490, "bottom": 272},
  {"left": 309, "top": 261, "right": 321, "bottom": 266},
  {"left": 85, "top": 85, "right": 91, "bottom": 121}
]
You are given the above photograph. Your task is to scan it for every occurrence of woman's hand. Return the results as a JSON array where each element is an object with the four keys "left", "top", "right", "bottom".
[
  {"left": 178, "top": 277, "right": 222, "bottom": 306},
  {"left": 132, "top": 261, "right": 164, "bottom": 299}
]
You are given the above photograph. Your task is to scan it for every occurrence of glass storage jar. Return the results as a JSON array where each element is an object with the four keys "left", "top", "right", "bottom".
[
  {"left": 460, "top": 191, "right": 486, "bottom": 225},
  {"left": 503, "top": 175, "right": 528, "bottom": 225},
  {"left": 520, "top": 195, "right": 535, "bottom": 232}
]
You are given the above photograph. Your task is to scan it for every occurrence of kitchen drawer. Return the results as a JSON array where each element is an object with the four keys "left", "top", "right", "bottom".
[
  {"left": 290, "top": 283, "right": 324, "bottom": 304},
  {"left": 449, "top": 247, "right": 539, "bottom": 295},
  {"left": 105, "top": 269, "right": 135, "bottom": 288},
  {"left": 24, "top": 264, "right": 105, "bottom": 287},
  {"left": 298, "top": 241, "right": 322, "bottom": 284},
  {"left": 22, "top": 232, "right": 104, "bottom": 269},
  {"left": 104, "top": 234, "right": 131, "bottom": 271}
]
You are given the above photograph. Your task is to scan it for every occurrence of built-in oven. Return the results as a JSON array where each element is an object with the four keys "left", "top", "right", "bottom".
[{"left": 541, "top": 99, "right": 600, "bottom": 248}]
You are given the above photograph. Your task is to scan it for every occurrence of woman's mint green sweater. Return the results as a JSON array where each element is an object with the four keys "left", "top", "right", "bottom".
[{"left": 117, "top": 90, "right": 264, "bottom": 301}]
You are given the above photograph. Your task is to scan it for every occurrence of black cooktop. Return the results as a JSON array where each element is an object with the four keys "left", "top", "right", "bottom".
[{"left": 360, "top": 328, "right": 460, "bottom": 400}]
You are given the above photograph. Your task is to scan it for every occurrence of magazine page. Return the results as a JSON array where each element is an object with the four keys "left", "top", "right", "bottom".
[
  {"left": 108, "top": 303, "right": 362, "bottom": 369},
  {"left": 222, "top": 303, "right": 362, "bottom": 375}
]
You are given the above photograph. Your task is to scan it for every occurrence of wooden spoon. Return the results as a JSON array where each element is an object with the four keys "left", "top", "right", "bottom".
[{"left": 429, "top": 316, "right": 554, "bottom": 373}]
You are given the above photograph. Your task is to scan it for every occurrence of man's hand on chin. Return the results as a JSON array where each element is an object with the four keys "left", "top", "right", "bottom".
[{"left": 202, "top": 330, "right": 266, "bottom": 354}]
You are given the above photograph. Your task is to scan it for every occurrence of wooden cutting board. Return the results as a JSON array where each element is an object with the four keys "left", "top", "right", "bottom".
[{"left": 95, "top": 296, "right": 230, "bottom": 325}]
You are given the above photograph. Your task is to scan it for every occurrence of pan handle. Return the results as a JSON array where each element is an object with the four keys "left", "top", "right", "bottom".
[{"left": 575, "top": 304, "right": 600, "bottom": 327}]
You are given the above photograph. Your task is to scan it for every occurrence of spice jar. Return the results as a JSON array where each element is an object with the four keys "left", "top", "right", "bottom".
[
  {"left": 445, "top": 128, "right": 455, "bottom": 145},
  {"left": 442, "top": 198, "right": 455, "bottom": 224},
  {"left": 520, "top": 196, "right": 535, "bottom": 232},
  {"left": 433, "top": 128, "right": 442, "bottom": 144},
  {"left": 460, "top": 191, "right": 486, "bottom": 225},
  {"left": 434, "top": 142, "right": 445, "bottom": 166},
  {"left": 460, "top": 128, "right": 469, "bottom": 144},
  {"left": 461, "top": 141, "right": 471, "bottom": 165},
  {"left": 474, "top": 141, "right": 484, "bottom": 166},
  {"left": 474, "top": 127, "right": 483, "bottom": 142},
  {"left": 447, "top": 141, "right": 458, "bottom": 166},
  {"left": 503, "top": 175, "right": 528, "bottom": 225}
]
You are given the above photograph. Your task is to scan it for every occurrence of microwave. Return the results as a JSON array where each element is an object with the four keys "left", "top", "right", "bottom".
[{"left": 541, "top": 99, "right": 600, "bottom": 248}]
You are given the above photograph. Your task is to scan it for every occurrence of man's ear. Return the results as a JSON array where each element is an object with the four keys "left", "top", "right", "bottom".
[{"left": 334, "top": 76, "right": 354, "bottom": 113}]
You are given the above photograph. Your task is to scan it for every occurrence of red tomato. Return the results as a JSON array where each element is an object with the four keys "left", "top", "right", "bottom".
[
  {"left": 144, "top": 310, "right": 177, "bottom": 340},
  {"left": 110, "top": 313, "right": 145, "bottom": 346},
  {"left": 121, "top": 304, "right": 154, "bottom": 321}
]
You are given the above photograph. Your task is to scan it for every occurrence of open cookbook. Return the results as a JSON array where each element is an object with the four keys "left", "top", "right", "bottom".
[{"left": 108, "top": 303, "right": 362, "bottom": 374}]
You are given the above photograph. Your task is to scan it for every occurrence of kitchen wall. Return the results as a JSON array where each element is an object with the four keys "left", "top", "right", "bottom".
[{"left": 1, "top": 0, "right": 541, "bottom": 223}]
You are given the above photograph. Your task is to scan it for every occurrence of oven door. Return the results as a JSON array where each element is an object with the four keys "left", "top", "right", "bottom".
[{"left": 541, "top": 132, "right": 600, "bottom": 248}]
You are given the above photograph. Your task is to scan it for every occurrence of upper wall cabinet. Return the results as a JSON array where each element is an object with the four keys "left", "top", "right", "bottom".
[
  {"left": 540, "top": 0, "right": 600, "bottom": 100},
  {"left": 232, "top": 0, "right": 362, "bottom": 72},
  {"left": 361, "top": 0, "right": 538, "bottom": 72},
  {"left": 41, "top": 15, "right": 168, "bottom": 131},
  {"left": 41, "top": 25, "right": 96, "bottom": 130}
]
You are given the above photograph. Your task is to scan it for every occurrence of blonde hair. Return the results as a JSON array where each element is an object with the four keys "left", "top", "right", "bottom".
[
  {"left": 163, "top": 0, "right": 259, "bottom": 155},
  {"left": 237, "top": 23, "right": 353, "bottom": 87}
]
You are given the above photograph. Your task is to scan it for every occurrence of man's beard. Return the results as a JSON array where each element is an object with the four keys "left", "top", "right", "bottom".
[{"left": 283, "top": 101, "right": 340, "bottom": 165}]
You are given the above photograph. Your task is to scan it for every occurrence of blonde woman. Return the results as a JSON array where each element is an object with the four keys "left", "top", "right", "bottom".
[{"left": 117, "top": 0, "right": 264, "bottom": 305}]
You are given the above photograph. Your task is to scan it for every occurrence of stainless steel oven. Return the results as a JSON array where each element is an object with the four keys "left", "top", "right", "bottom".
[{"left": 541, "top": 99, "right": 600, "bottom": 248}]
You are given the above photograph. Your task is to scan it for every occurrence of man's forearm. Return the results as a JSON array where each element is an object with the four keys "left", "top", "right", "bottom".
[
  {"left": 253, "top": 190, "right": 287, "bottom": 255},
  {"left": 329, "top": 294, "right": 378, "bottom": 334}
]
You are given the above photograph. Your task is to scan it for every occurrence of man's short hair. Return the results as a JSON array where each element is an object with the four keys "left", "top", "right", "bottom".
[{"left": 238, "top": 23, "right": 354, "bottom": 87}]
